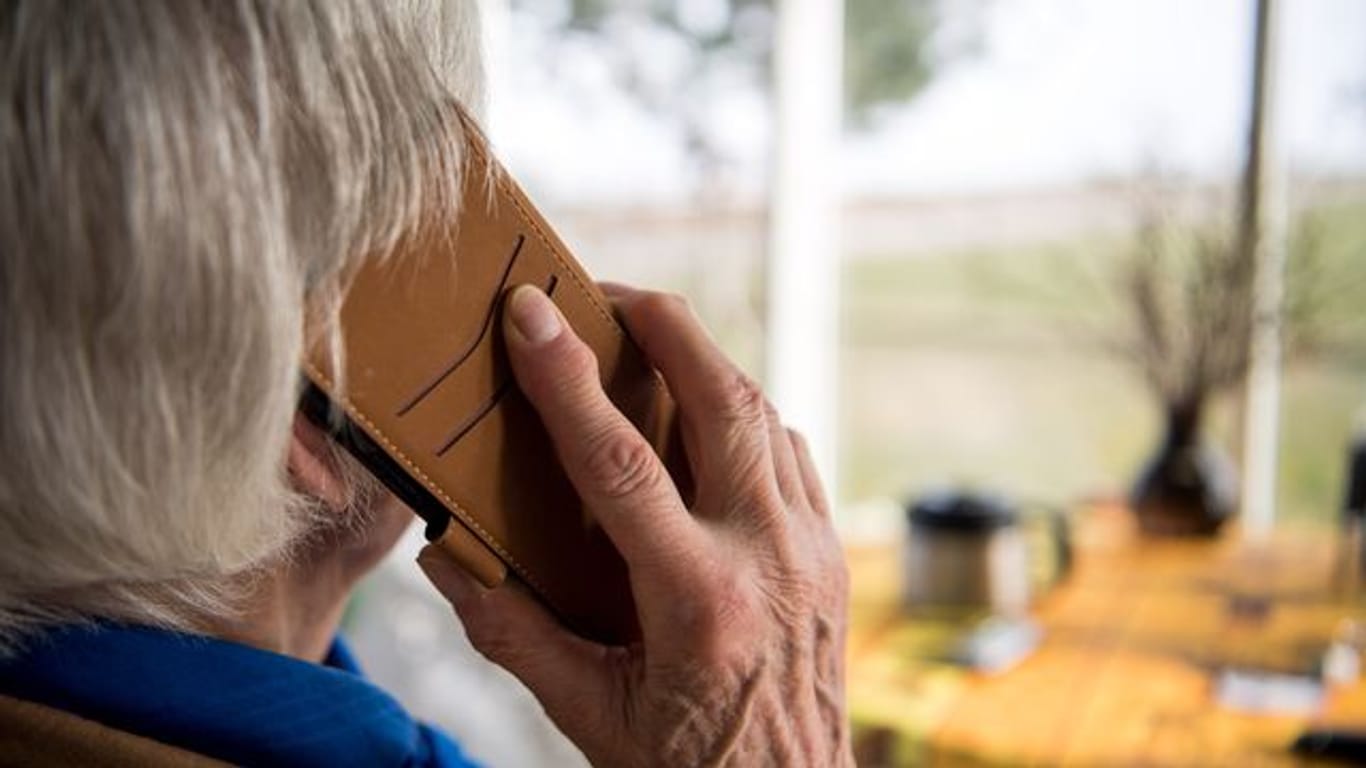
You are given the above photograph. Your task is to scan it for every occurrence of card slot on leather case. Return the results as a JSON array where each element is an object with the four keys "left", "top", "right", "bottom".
[{"left": 300, "top": 123, "right": 676, "bottom": 644}]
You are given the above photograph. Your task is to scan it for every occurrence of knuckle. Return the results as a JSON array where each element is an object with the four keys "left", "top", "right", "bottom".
[
  {"left": 463, "top": 615, "right": 514, "bottom": 662},
  {"left": 544, "top": 343, "right": 601, "bottom": 401},
  {"left": 646, "top": 290, "right": 692, "bottom": 316},
  {"left": 631, "top": 290, "right": 693, "bottom": 326},
  {"left": 777, "top": 570, "right": 821, "bottom": 614},
  {"left": 582, "top": 429, "right": 662, "bottom": 500},
  {"left": 559, "top": 336, "right": 600, "bottom": 378},
  {"left": 713, "top": 372, "right": 767, "bottom": 427},
  {"left": 763, "top": 399, "right": 783, "bottom": 429},
  {"left": 813, "top": 528, "right": 850, "bottom": 598},
  {"left": 725, "top": 481, "right": 786, "bottom": 526},
  {"left": 776, "top": 522, "right": 841, "bottom": 594},
  {"left": 825, "top": 546, "right": 850, "bottom": 593},
  {"left": 682, "top": 575, "right": 755, "bottom": 657}
]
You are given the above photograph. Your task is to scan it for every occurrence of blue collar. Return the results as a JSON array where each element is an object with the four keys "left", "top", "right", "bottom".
[{"left": 0, "top": 623, "right": 476, "bottom": 767}]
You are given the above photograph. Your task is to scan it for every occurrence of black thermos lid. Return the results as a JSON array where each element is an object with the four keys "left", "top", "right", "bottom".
[{"left": 906, "top": 490, "right": 1018, "bottom": 533}]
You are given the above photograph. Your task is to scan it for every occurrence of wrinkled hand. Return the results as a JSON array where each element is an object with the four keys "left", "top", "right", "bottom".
[{"left": 418, "top": 283, "right": 851, "bottom": 767}]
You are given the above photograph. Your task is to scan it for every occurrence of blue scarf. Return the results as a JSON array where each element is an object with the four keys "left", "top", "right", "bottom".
[{"left": 0, "top": 623, "right": 479, "bottom": 767}]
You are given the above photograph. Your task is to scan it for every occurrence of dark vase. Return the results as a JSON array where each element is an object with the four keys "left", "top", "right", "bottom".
[{"left": 1130, "top": 400, "right": 1238, "bottom": 536}]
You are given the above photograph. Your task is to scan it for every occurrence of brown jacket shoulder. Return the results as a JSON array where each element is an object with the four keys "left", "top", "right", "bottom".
[{"left": 0, "top": 693, "right": 228, "bottom": 767}]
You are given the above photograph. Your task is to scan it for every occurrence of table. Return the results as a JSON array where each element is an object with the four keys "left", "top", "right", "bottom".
[{"left": 847, "top": 505, "right": 1366, "bottom": 766}]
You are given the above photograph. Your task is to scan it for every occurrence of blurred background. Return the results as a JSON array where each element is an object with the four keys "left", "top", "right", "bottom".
[{"left": 349, "top": 0, "right": 1366, "bottom": 764}]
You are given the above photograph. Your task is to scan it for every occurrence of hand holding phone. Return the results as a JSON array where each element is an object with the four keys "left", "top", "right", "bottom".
[{"left": 419, "top": 282, "right": 853, "bottom": 767}]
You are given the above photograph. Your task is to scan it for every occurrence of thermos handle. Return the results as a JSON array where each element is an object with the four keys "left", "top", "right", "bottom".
[
  {"left": 1050, "top": 509, "right": 1073, "bottom": 582},
  {"left": 1022, "top": 503, "right": 1073, "bottom": 595}
]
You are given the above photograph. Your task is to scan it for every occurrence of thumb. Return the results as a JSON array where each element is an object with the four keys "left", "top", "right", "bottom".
[{"left": 417, "top": 546, "right": 618, "bottom": 732}]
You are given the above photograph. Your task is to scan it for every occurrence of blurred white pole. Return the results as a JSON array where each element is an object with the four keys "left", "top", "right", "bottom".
[
  {"left": 478, "top": 0, "right": 512, "bottom": 135},
  {"left": 766, "top": 0, "right": 844, "bottom": 506},
  {"left": 1240, "top": 0, "right": 1286, "bottom": 541}
]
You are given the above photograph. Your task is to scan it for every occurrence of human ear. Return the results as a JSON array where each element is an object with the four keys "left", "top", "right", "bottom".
[{"left": 286, "top": 413, "right": 348, "bottom": 511}]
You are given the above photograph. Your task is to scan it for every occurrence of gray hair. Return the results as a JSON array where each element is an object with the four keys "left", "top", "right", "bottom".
[{"left": 0, "top": 0, "right": 482, "bottom": 648}]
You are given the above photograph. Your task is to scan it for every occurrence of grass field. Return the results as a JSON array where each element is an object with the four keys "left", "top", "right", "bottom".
[{"left": 839, "top": 200, "right": 1366, "bottom": 527}]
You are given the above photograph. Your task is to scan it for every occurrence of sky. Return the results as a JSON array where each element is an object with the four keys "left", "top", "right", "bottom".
[{"left": 486, "top": 0, "right": 1366, "bottom": 205}]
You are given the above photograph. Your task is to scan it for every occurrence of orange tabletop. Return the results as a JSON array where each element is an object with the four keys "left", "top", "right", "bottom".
[{"left": 847, "top": 505, "right": 1366, "bottom": 766}]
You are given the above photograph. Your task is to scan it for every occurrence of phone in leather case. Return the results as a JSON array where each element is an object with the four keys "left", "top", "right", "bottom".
[{"left": 299, "top": 119, "right": 677, "bottom": 644}]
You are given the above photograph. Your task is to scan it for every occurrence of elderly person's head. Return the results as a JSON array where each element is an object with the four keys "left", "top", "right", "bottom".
[{"left": 0, "top": 0, "right": 481, "bottom": 648}]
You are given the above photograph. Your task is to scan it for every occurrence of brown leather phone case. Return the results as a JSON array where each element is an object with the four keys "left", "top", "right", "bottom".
[{"left": 299, "top": 123, "right": 675, "bottom": 644}]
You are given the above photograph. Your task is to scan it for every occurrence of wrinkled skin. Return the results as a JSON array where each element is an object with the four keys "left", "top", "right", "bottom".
[{"left": 419, "top": 283, "right": 852, "bottom": 767}]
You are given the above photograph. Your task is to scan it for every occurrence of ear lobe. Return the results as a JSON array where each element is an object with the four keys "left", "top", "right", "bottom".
[{"left": 287, "top": 414, "right": 347, "bottom": 510}]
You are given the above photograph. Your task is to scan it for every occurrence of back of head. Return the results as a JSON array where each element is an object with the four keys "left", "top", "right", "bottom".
[{"left": 0, "top": 0, "right": 482, "bottom": 648}]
